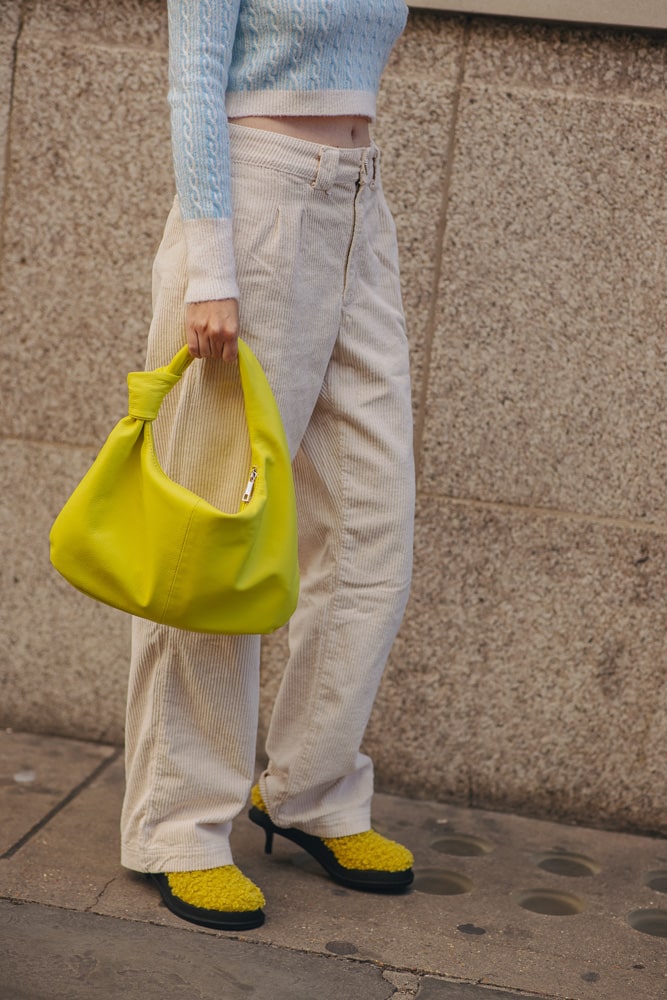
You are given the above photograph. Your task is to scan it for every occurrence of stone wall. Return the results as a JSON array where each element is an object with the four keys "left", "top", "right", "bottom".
[{"left": 1, "top": 1, "right": 666, "bottom": 834}]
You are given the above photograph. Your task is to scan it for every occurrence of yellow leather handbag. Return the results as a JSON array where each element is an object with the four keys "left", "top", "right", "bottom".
[{"left": 49, "top": 341, "right": 299, "bottom": 634}]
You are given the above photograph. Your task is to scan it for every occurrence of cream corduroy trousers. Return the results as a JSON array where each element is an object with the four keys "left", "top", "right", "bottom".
[{"left": 121, "top": 125, "right": 415, "bottom": 873}]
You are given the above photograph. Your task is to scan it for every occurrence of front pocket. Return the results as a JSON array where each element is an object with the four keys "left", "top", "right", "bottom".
[{"left": 232, "top": 187, "right": 305, "bottom": 295}]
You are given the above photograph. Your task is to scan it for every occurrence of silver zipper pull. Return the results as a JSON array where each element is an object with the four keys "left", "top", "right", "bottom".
[{"left": 242, "top": 466, "right": 258, "bottom": 503}]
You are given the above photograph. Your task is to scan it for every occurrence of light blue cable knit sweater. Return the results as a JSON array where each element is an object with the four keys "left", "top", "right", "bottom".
[{"left": 167, "top": 0, "right": 408, "bottom": 303}]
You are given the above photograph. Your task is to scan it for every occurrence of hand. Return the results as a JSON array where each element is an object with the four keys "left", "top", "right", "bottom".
[{"left": 185, "top": 298, "right": 239, "bottom": 362}]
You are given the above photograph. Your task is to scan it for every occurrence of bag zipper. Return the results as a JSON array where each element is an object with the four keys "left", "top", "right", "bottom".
[{"left": 242, "top": 467, "right": 258, "bottom": 503}]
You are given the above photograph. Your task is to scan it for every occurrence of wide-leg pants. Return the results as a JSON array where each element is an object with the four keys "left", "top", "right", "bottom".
[{"left": 121, "top": 125, "right": 415, "bottom": 873}]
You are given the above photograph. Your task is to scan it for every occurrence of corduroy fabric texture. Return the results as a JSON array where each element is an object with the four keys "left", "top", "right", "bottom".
[{"left": 121, "top": 124, "right": 415, "bottom": 874}]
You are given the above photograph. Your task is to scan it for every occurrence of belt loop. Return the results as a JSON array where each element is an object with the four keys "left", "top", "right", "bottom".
[
  {"left": 370, "top": 148, "right": 378, "bottom": 190},
  {"left": 311, "top": 147, "right": 339, "bottom": 192},
  {"left": 359, "top": 149, "right": 368, "bottom": 187}
]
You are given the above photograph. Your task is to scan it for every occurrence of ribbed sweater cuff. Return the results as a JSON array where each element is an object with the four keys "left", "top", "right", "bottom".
[
  {"left": 182, "top": 217, "right": 240, "bottom": 303},
  {"left": 226, "top": 89, "right": 377, "bottom": 122}
]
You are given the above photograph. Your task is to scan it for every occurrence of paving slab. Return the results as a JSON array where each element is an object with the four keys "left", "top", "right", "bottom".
[
  {"left": 1, "top": 732, "right": 667, "bottom": 1000},
  {"left": 0, "top": 730, "right": 119, "bottom": 857},
  {"left": 416, "top": 983, "right": 547, "bottom": 999},
  {"left": 0, "top": 899, "right": 395, "bottom": 1000},
  {"left": 0, "top": 899, "right": 554, "bottom": 1000}
]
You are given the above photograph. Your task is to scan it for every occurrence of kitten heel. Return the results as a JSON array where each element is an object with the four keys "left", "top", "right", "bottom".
[
  {"left": 248, "top": 785, "right": 414, "bottom": 894},
  {"left": 264, "top": 826, "right": 274, "bottom": 855}
]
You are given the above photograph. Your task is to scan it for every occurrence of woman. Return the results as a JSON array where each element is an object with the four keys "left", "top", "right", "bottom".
[{"left": 121, "top": 0, "right": 416, "bottom": 931}]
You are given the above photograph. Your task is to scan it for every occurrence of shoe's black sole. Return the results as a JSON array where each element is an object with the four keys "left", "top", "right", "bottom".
[
  {"left": 248, "top": 806, "right": 413, "bottom": 893},
  {"left": 148, "top": 873, "right": 265, "bottom": 930}
]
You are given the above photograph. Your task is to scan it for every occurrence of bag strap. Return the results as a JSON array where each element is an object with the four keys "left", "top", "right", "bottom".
[
  {"left": 127, "top": 342, "right": 254, "bottom": 422},
  {"left": 165, "top": 344, "right": 195, "bottom": 378},
  {"left": 127, "top": 345, "right": 195, "bottom": 422}
]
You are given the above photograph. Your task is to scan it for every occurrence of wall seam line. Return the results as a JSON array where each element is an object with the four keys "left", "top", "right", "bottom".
[
  {"left": 0, "top": 436, "right": 102, "bottom": 451},
  {"left": 17, "top": 28, "right": 166, "bottom": 55},
  {"left": 420, "top": 491, "right": 667, "bottom": 535},
  {"left": 460, "top": 77, "right": 667, "bottom": 110},
  {"left": 413, "top": 17, "right": 471, "bottom": 480},
  {"left": 0, "top": 2, "right": 25, "bottom": 294}
]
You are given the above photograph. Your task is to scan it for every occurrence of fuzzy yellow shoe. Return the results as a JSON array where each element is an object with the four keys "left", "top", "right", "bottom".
[
  {"left": 249, "top": 785, "right": 414, "bottom": 892},
  {"left": 149, "top": 864, "right": 265, "bottom": 930}
]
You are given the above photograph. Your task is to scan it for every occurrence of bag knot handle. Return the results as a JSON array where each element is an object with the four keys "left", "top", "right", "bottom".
[{"left": 127, "top": 346, "right": 194, "bottom": 421}]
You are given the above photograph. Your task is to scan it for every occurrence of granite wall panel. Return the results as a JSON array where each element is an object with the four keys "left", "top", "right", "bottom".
[
  {"left": 465, "top": 16, "right": 667, "bottom": 102},
  {"left": 0, "top": 439, "right": 128, "bottom": 743},
  {"left": 365, "top": 496, "right": 667, "bottom": 834},
  {"left": 0, "top": 24, "right": 172, "bottom": 446},
  {"left": 421, "top": 84, "right": 667, "bottom": 522}
]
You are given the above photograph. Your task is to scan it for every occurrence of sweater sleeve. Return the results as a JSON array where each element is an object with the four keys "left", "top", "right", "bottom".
[{"left": 167, "top": 0, "right": 241, "bottom": 303}]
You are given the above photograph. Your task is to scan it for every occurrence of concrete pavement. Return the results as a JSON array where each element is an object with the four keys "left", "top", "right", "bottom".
[{"left": 1, "top": 730, "right": 666, "bottom": 999}]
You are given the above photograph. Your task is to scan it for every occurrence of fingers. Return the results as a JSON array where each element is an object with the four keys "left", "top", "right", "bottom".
[
  {"left": 186, "top": 299, "right": 239, "bottom": 362},
  {"left": 221, "top": 334, "right": 239, "bottom": 363}
]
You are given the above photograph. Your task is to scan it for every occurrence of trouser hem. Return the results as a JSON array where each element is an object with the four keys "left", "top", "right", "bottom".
[
  {"left": 282, "top": 809, "right": 372, "bottom": 839},
  {"left": 259, "top": 773, "right": 372, "bottom": 837},
  {"left": 121, "top": 844, "right": 235, "bottom": 874}
]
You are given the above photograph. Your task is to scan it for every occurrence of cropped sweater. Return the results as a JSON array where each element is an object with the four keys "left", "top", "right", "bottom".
[{"left": 167, "top": 0, "right": 408, "bottom": 303}]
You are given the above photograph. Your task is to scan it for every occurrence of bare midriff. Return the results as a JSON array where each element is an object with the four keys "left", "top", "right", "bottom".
[{"left": 228, "top": 115, "right": 372, "bottom": 149}]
